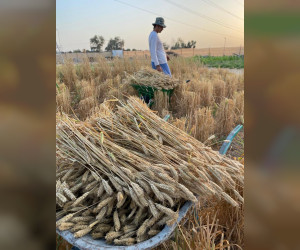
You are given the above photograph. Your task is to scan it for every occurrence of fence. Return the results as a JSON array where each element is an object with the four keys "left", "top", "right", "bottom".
[
  {"left": 123, "top": 47, "right": 244, "bottom": 58},
  {"left": 56, "top": 47, "right": 244, "bottom": 64},
  {"left": 56, "top": 52, "right": 112, "bottom": 64}
]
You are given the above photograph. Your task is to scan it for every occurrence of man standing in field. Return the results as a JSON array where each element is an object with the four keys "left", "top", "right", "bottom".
[{"left": 149, "top": 17, "right": 171, "bottom": 76}]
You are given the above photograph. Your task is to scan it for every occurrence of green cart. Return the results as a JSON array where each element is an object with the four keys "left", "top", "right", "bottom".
[{"left": 131, "top": 84, "right": 174, "bottom": 108}]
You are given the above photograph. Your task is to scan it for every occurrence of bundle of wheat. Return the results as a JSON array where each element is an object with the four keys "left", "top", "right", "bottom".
[
  {"left": 76, "top": 55, "right": 93, "bottom": 81},
  {"left": 56, "top": 97, "right": 244, "bottom": 246},
  {"left": 56, "top": 83, "right": 71, "bottom": 114},
  {"left": 212, "top": 79, "right": 226, "bottom": 104},
  {"left": 123, "top": 68, "right": 180, "bottom": 90},
  {"left": 152, "top": 91, "right": 170, "bottom": 117},
  {"left": 93, "top": 55, "right": 112, "bottom": 82},
  {"left": 171, "top": 117, "right": 187, "bottom": 132},
  {"left": 192, "top": 107, "right": 215, "bottom": 142},
  {"left": 60, "top": 58, "right": 77, "bottom": 89},
  {"left": 215, "top": 98, "right": 235, "bottom": 135},
  {"left": 234, "top": 91, "right": 244, "bottom": 124}
]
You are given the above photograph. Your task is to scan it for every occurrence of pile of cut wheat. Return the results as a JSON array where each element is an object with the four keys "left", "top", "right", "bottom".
[
  {"left": 56, "top": 97, "right": 244, "bottom": 246},
  {"left": 123, "top": 68, "right": 180, "bottom": 90}
]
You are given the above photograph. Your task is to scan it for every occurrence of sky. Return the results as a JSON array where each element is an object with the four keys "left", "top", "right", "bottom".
[{"left": 56, "top": 0, "right": 244, "bottom": 52}]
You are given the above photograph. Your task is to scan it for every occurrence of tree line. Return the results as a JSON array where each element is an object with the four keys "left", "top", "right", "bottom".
[
  {"left": 69, "top": 35, "right": 196, "bottom": 53},
  {"left": 69, "top": 35, "right": 125, "bottom": 53}
]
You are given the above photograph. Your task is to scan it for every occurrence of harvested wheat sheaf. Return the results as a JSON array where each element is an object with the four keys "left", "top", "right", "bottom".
[
  {"left": 56, "top": 96, "right": 244, "bottom": 246},
  {"left": 123, "top": 67, "right": 180, "bottom": 89}
]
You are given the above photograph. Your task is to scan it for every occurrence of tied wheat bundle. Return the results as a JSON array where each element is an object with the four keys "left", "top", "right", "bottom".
[
  {"left": 123, "top": 67, "right": 180, "bottom": 90},
  {"left": 56, "top": 96, "right": 244, "bottom": 246}
]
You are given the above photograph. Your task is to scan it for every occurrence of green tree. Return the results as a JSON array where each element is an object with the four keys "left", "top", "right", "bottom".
[
  {"left": 163, "top": 42, "right": 169, "bottom": 50},
  {"left": 186, "top": 40, "right": 196, "bottom": 48},
  {"left": 171, "top": 38, "right": 196, "bottom": 49},
  {"left": 73, "top": 49, "right": 81, "bottom": 53},
  {"left": 178, "top": 38, "right": 185, "bottom": 48},
  {"left": 171, "top": 38, "right": 183, "bottom": 49},
  {"left": 105, "top": 36, "right": 124, "bottom": 51},
  {"left": 90, "top": 35, "right": 105, "bottom": 52}
]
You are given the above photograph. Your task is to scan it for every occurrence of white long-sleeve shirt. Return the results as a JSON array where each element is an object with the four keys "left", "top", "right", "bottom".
[{"left": 148, "top": 31, "right": 167, "bottom": 66}]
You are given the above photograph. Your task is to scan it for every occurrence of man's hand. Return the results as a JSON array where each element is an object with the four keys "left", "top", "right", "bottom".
[
  {"left": 156, "top": 65, "right": 163, "bottom": 72},
  {"left": 167, "top": 55, "right": 170, "bottom": 61}
]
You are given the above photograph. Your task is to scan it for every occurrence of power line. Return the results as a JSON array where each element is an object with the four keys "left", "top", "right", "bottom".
[
  {"left": 200, "top": 0, "right": 244, "bottom": 21},
  {"left": 113, "top": 0, "right": 242, "bottom": 39},
  {"left": 163, "top": 0, "right": 242, "bottom": 33}
]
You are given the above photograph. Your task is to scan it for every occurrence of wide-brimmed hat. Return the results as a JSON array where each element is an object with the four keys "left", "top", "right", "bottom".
[{"left": 152, "top": 17, "right": 166, "bottom": 28}]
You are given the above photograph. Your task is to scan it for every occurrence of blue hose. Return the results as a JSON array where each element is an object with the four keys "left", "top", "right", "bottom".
[
  {"left": 219, "top": 124, "right": 243, "bottom": 155},
  {"left": 163, "top": 114, "right": 170, "bottom": 121},
  {"left": 193, "top": 124, "right": 243, "bottom": 222}
]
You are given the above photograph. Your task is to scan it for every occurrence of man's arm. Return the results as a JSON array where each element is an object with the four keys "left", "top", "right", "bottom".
[{"left": 149, "top": 34, "right": 162, "bottom": 72}]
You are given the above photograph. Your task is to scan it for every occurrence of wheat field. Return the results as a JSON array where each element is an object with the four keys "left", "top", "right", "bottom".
[{"left": 56, "top": 54, "right": 244, "bottom": 249}]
